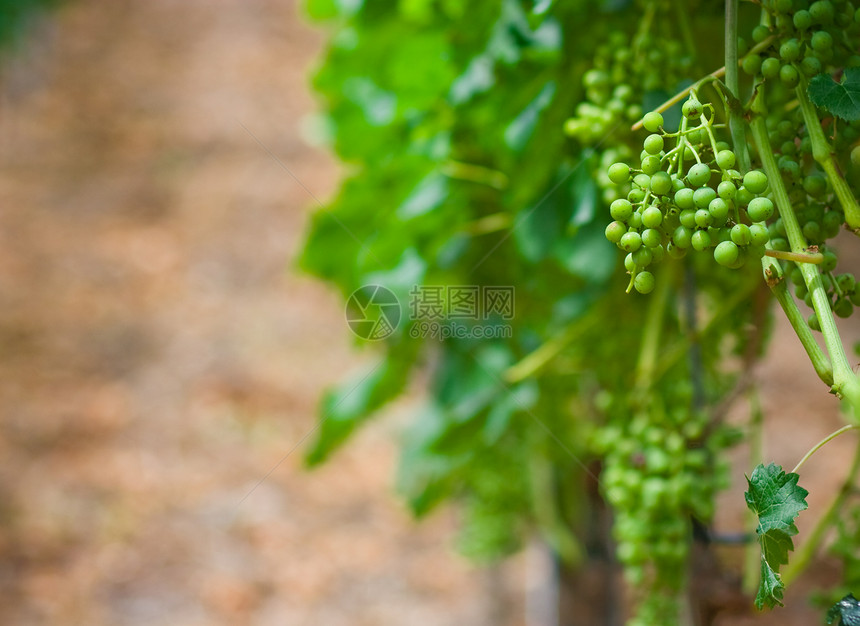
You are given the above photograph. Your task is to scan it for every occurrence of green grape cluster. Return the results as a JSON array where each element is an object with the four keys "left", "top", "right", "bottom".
[
  {"left": 604, "top": 96, "right": 772, "bottom": 294},
  {"left": 741, "top": 0, "right": 860, "bottom": 89},
  {"left": 592, "top": 393, "right": 732, "bottom": 625},
  {"left": 564, "top": 1, "right": 697, "bottom": 204}
]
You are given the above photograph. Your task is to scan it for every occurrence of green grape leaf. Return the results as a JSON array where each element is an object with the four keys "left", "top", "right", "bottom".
[
  {"left": 756, "top": 560, "right": 785, "bottom": 610},
  {"left": 807, "top": 68, "right": 860, "bottom": 122},
  {"left": 745, "top": 463, "right": 809, "bottom": 609},
  {"left": 827, "top": 594, "right": 860, "bottom": 625}
]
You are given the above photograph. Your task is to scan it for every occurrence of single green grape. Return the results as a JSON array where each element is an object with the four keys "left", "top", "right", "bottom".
[
  {"left": 642, "top": 111, "right": 664, "bottom": 133},
  {"left": 691, "top": 229, "right": 711, "bottom": 251},
  {"left": 643, "top": 134, "right": 664, "bottom": 155},
  {"left": 747, "top": 197, "right": 775, "bottom": 222},
  {"left": 608, "top": 162, "right": 631, "bottom": 184},
  {"left": 687, "top": 163, "right": 711, "bottom": 188},
  {"left": 715, "top": 150, "right": 736, "bottom": 170},
  {"left": 642, "top": 206, "right": 663, "bottom": 228},
  {"left": 620, "top": 231, "right": 642, "bottom": 252},
  {"left": 650, "top": 171, "right": 672, "bottom": 196},
  {"left": 634, "top": 271, "right": 655, "bottom": 294},
  {"left": 743, "top": 170, "right": 768, "bottom": 194},
  {"left": 761, "top": 57, "right": 781, "bottom": 80},
  {"left": 730, "top": 223, "right": 752, "bottom": 246},
  {"left": 605, "top": 221, "right": 627, "bottom": 243},
  {"left": 610, "top": 199, "right": 634, "bottom": 221}
]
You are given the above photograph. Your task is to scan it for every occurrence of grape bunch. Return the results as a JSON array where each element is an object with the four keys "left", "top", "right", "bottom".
[
  {"left": 741, "top": 0, "right": 860, "bottom": 89},
  {"left": 563, "top": 0, "right": 697, "bottom": 205},
  {"left": 592, "top": 388, "right": 733, "bottom": 626},
  {"left": 604, "top": 95, "right": 772, "bottom": 294}
]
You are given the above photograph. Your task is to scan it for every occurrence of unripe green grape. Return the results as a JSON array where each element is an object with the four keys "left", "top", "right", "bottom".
[
  {"left": 794, "top": 9, "right": 813, "bottom": 29},
  {"left": 781, "top": 140, "right": 797, "bottom": 156},
  {"left": 810, "top": 0, "right": 835, "bottom": 24},
  {"left": 686, "top": 128, "right": 702, "bottom": 145},
  {"left": 628, "top": 211, "right": 642, "bottom": 229},
  {"left": 752, "top": 24, "right": 771, "bottom": 43},
  {"left": 610, "top": 199, "right": 634, "bottom": 221},
  {"left": 743, "top": 170, "right": 768, "bottom": 193},
  {"left": 642, "top": 228, "right": 662, "bottom": 248},
  {"left": 742, "top": 53, "right": 762, "bottom": 76},
  {"left": 715, "top": 141, "right": 731, "bottom": 153},
  {"left": 775, "top": 13, "right": 793, "bottom": 31},
  {"left": 687, "top": 163, "right": 711, "bottom": 187},
  {"left": 771, "top": 236, "right": 790, "bottom": 251},
  {"left": 762, "top": 57, "right": 781, "bottom": 79},
  {"left": 608, "top": 162, "right": 631, "bottom": 184},
  {"left": 632, "top": 247, "right": 653, "bottom": 267},
  {"left": 642, "top": 206, "right": 663, "bottom": 228},
  {"left": 641, "top": 155, "right": 661, "bottom": 175},
  {"left": 715, "top": 149, "right": 736, "bottom": 170},
  {"left": 633, "top": 173, "right": 651, "bottom": 188},
  {"left": 649, "top": 171, "right": 672, "bottom": 196},
  {"left": 624, "top": 253, "right": 636, "bottom": 272},
  {"left": 634, "top": 271, "right": 655, "bottom": 294},
  {"left": 731, "top": 223, "right": 752, "bottom": 246},
  {"left": 837, "top": 273, "right": 857, "bottom": 293},
  {"left": 693, "top": 186, "right": 717, "bottom": 209},
  {"left": 808, "top": 312, "right": 821, "bottom": 332},
  {"left": 717, "top": 180, "right": 737, "bottom": 200},
  {"left": 851, "top": 145, "right": 860, "bottom": 168},
  {"left": 737, "top": 186, "right": 754, "bottom": 205},
  {"left": 714, "top": 240, "right": 740, "bottom": 267},
  {"left": 628, "top": 188, "right": 646, "bottom": 203},
  {"left": 821, "top": 250, "right": 838, "bottom": 272},
  {"left": 750, "top": 223, "right": 770, "bottom": 245},
  {"left": 650, "top": 244, "right": 665, "bottom": 263},
  {"left": 801, "top": 55, "right": 822, "bottom": 77},
  {"left": 776, "top": 120, "right": 794, "bottom": 139},
  {"left": 679, "top": 209, "right": 697, "bottom": 228},
  {"left": 644, "top": 133, "right": 664, "bottom": 155},
  {"left": 803, "top": 174, "right": 827, "bottom": 197},
  {"left": 823, "top": 211, "right": 843, "bottom": 237},
  {"left": 691, "top": 229, "right": 712, "bottom": 251},
  {"left": 605, "top": 221, "right": 626, "bottom": 243},
  {"left": 780, "top": 64, "right": 799, "bottom": 87},
  {"left": 694, "top": 209, "right": 713, "bottom": 229},
  {"left": 811, "top": 30, "right": 833, "bottom": 52},
  {"left": 835, "top": 297, "right": 854, "bottom": 318},
  {"left": 780, "top": 39, "right": 801, "bottom": 62},
  {"left": 674, "top": 187, "right": 695, "bottom": 209},
  {"left": 642, "top": 111, "right": 664, "bottom": 133},
  {"left": 795, "top": 281, "right": 808, "bottom": 299},
  {"left": 789, "top": 266, "right": 804, "bottom": 286},
  {"left": 682, "top": 98, "right": 703, "bottom": 119},
  {"left": 802, "top": 220, "right": 821, "bottom": 241},
  {"left": 620, "top": 231, "right": 642, "bottom": 252},
  {"left": 673, "top": 225, "right": 692, "bottom": 248},
  {"left": 708, "top": 197, "right": 730, "bottom": 222},
  {"left": 747, "top": 197, "right": 775, "bottom": 221}
]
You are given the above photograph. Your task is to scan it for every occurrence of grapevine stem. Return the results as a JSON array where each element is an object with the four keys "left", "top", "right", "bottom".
[
  {"left": 771, "top": 280, "right": 833, "bottom": 386},
  {"left": 503, "top": 319, "right": 596, "bottom": 383},
  {"left": 783, "top": 436, "right": 860, "bottom": 585},
  {"left": 791, "top": 424, "right": 859, "bottom": 475},
  {"left": 749, "top": 113, "right": 860, "bottom": 413},
  {"left": 725, "top": 0, "right": 750, "bottom": 172},
  {"left": 631, "top": 35, "right": 776, "bottom": 131},
  {"left": 794, "top": 80, "right": 860, "bottom": 233},
  {"left": 762, "top": 249, "right": 823, "bottom": 264},
  {"left": 441, "top": 160, "right": 509, "bottom": 190}
]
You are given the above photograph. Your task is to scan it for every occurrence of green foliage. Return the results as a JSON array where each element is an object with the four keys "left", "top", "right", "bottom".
[
  {"left": 0, "top": 0, "right": 60, "bottom": 50},
  {"left": 827, "top": 594, "right": 860, "bottom": 626},
  {"left": 744, "top": 463, "right": 809, "bottom": 609},
  {"left": 301, "top": 0, "right": 860, "bottom": 623},
  {"left": 808, "top": 68, "right": 860, "bottom": 122}
]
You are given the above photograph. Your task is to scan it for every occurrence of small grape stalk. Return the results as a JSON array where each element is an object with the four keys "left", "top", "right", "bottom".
[{"left": 605, "top": 93, "right": 771, "bottom": 294}]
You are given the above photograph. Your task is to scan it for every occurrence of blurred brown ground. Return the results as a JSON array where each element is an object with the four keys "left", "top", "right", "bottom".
[{"left": 0, "top": 1, "right": 858, "bottom": 625}]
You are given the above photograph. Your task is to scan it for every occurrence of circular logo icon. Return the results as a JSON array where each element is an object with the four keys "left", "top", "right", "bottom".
[{"left": 345, "top": 285, "right": 401, "bottom": 340}]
